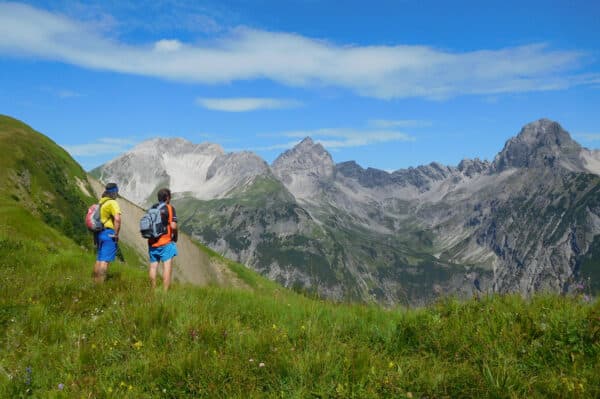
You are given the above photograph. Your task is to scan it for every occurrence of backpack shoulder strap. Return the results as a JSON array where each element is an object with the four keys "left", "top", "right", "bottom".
[{"left": 166, "top": 204, "right": 174, "bottom": 223}]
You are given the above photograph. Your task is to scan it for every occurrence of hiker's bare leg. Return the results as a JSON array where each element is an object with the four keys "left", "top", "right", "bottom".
[
  {"left": 93, "top": 261, "right": 108, "bottom": 283},
  {"left": 162, "top": 259, "right": 173, "bottom": 291},
  {"left": 149, "top": 262, "right": 159, "bottom": 289}
]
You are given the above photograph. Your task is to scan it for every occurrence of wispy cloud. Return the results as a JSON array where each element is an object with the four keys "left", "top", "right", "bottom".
[
  {"left": 281, "top": 128, "right": 415, "bottom": 148},
  {"left": 0, "top": 3, "right": 597, "bottom": 99},
  {"left": 196, "top": 97, "right": 302, "bottom": 112},
  {"left": 61, "top": 137, "right": 137, "bottom": 156},
  {"left": 576, "top": 133, "right": 600, "bottom": 141},
  {"left": 57, "top": 89, "right": 83, "bottom": 98},
  {"left": 40, "top": 86, "right": 84, "bottom": 99},
  {"left": 195, "top": 132, "right": 240, "bottom": 143},
  {"left": 239, "top": 127, "right": 415, "bottom": 152},
  {"left": 154, "top": 39, "right": 183, "bottom": 52},
  {"left": 368, "top": 119, "right": 432, "bottom": 128},
  {"left": 227, "top": 141, "right": 301, "bottom": 152}
]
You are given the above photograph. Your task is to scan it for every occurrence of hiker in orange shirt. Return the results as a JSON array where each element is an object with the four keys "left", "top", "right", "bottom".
[{"left": 147, "top": 188, "right": 178, "bottom": 291}]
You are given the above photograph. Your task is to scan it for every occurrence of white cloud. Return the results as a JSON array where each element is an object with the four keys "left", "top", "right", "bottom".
[
  {"left": 154, "top": 39, "right": 183, "bottom": 52},
  {"left": 0, "top": 3, "right": 597, "bottom": 99},
  {"left": 241, "top": 128, "right": 414, "bottom": 152},
  {"left": 282, "top": 128, "right": 415, "bottom": 148},
  {"left": 576, "top": 133, "right": 600, "bottom": 141},
  {"left": 196, "top": 97, "right": 302, "bottom": 112},
  {"left": 41, "top": 86, "right": 83, "bottom": 98},
  {"left": 369, "top": 119, "right": 432, "bottom": 128},
  {"left": 61, "top": 137, "right": 137, "bottom": 156},
  {"left": 57, "top": 89, "right": 82, "bottom": 98},
  {"left": 228, "top": 141, "right": 301, "bottom": 152}
]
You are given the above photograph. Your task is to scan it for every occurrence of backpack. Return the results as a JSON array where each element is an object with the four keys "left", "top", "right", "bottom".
[
  {"left": 140, "top": 203, "right": 168, "bottom": 239},
  {"left": 85, "top": 202, "right": 104, "bottom": 232}
]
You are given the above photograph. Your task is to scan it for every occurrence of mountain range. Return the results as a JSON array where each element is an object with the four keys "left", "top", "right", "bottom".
[{"left": 92, "top": 119, "right": 600, "bottom": 305}]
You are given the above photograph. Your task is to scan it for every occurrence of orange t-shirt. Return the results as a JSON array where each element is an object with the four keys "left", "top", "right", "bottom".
[{"left": 149, "top": 203, "right": 177, "bottom": 248}]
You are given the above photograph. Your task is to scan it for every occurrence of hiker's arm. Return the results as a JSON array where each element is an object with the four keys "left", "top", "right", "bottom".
[
  {"left": 171, "top": 220, "right": 177, "bottom": 242},
  {"left": 113, "top": 213, "right": 121, "bottom": 236},
  {"left": 170, "top": 206, "right": 178, "bottom": 241}
]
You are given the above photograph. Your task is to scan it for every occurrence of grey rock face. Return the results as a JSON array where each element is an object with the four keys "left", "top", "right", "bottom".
[
  {"left": 272, "top": 137, "right": 335, "bottom": 200},
  {"left": 472, "top": 169, "right": 600, "bottom": 294},
  {"left": 273, "top": 137, "right": 335, "bottom": 179},
  {"left": 94, "top": 137, "right": 272, "bottom": 204},
  {"left": 492, "top": 119, "right": 583, "bottom": 172},
  {"left": 336, "top": 161, "right": 396, "bottom": 187},
  {"left": 458, "top": 158, "right": 490, "bottom": 177},
  {"left": 206, "top": 152, "right": 270, "bottom": 181},
  {"left": 388, "top": 163, "right": 461, "bottom": 191}
]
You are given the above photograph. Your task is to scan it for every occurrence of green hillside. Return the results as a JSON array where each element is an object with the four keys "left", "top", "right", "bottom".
[
  {"left": 1, "top": 115, "right": 599, "bottom": 397},
  {"left": 0, "top": 115, "right": 95, "bottom": 247}
]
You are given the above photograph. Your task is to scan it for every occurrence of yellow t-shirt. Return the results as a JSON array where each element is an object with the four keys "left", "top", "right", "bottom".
[{"left": 99, "top": 197, "right": 121, "bottom": 230}]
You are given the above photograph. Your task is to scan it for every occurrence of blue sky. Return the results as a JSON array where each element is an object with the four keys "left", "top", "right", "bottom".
[{"left": 1, "top": 0, "right": 599, "bottom": 171}]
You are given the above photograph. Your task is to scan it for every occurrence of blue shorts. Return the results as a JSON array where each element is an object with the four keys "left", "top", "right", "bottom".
[
  {"left": 96, "top": 229, "right": 117, "bottom": 262},
  {"left": 149, "top": 242, "right": 178, "bottom": 263}
]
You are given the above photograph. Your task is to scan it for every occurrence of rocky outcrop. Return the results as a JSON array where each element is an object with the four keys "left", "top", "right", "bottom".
[{"left": 458, "top": 158, "right": 490, "bottom": 177}]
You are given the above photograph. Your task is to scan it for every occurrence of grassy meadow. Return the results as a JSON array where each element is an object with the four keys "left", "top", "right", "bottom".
[{"left": 1, "top": 206, "right": 599, "bottom": 398}]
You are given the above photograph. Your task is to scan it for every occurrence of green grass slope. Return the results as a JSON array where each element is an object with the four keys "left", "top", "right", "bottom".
[
  {"left": 0, "top": 115, "right": 95, "bottom": 247},
  {"left": 1, "top": 115, "right": 599, "bottom": 397},
  {"left": 1, "top": 219, "right": 599, "bottom": 397}
]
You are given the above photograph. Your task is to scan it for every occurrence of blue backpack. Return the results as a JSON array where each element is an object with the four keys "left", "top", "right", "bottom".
[{"left": 140, "top": 203, "right": 167, "bottom": 239}]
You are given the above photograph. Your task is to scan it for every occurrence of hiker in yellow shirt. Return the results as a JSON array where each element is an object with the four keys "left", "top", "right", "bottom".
[{"left": 93, "top": 183, "right": 121, "bottom": 283}]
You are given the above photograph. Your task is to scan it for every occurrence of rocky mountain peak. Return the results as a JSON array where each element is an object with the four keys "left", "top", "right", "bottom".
[
  {"left": 130, "top": 137, "right": 224, "bottom": 158},
  {"left": 492, "top": 118, "right": 583, "bottom": 172},
  {"left": 297, "top": 136, "right": 315, "bottom": 147},
  {"left": 288, "top": 137, "right": 329, "bottom": 159},
  {"left": 134, "top": 136, "right": 186, "bottom": 150},
  {"left": 272, "top": 137, "right": 334, "bottom": 179},
  {"left": 271, "top": 137, "right": 335, "bottom": 200}
]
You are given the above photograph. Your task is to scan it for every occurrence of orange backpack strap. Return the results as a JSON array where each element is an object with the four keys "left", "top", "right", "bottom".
[{"left": 166, "top": 204, "right": 173, "bottom": 224}]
